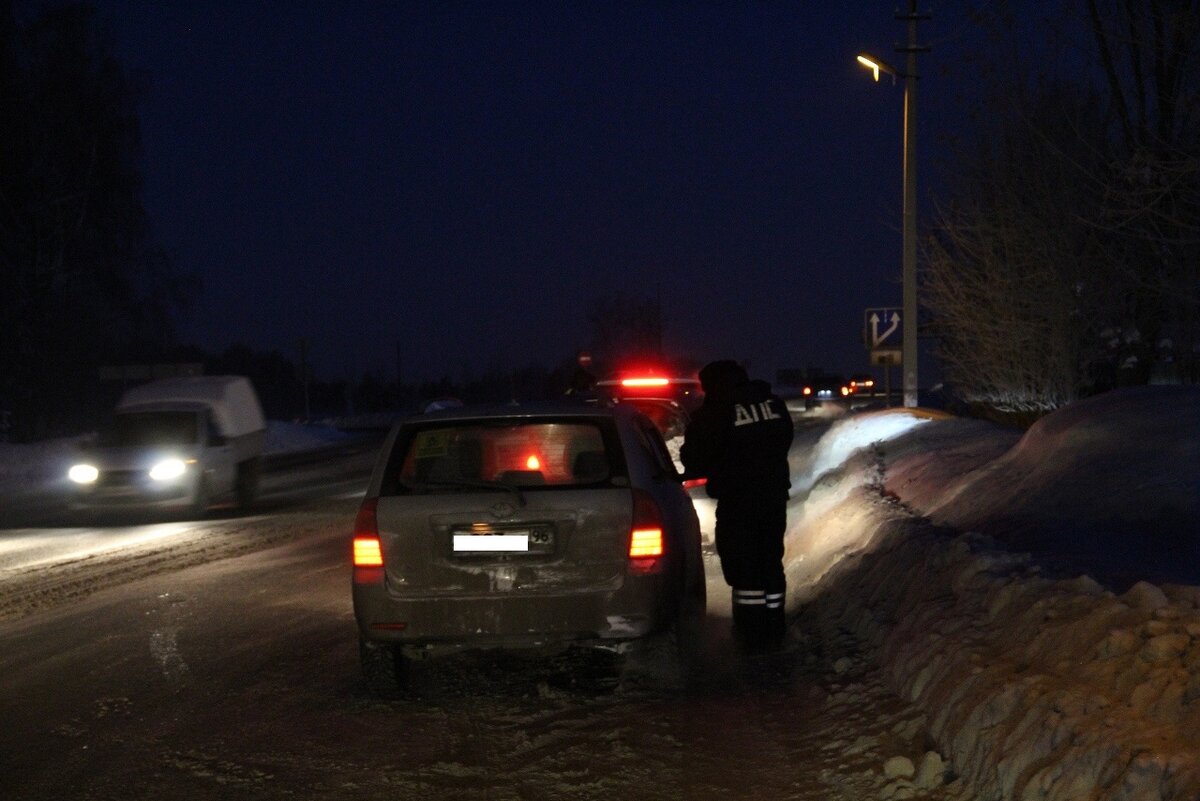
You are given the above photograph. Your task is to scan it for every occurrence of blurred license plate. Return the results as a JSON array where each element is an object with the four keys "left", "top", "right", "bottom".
[{"left": 454, "top": 531, "right": 530, "bottom": 552}]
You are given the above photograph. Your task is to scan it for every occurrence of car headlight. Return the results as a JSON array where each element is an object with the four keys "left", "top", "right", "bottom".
[
  {"left": 68, "top": 463, "right": 100, "bottom": 484},
  {"left": 149, "top": 459, "right": 188, "bottom": 481}
]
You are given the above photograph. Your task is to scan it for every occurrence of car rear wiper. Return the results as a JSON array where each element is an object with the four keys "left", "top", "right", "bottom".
[{"left": 401, "top": 478, "right": 526, "bottom": 507}]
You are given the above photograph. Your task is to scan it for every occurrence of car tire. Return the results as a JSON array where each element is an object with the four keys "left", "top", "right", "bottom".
[
  {"left": 360, "top": 637, "right": 407, "bottom": 697},
  {"left": 235, "top": 458, "right": 260, "bottom": 508}
]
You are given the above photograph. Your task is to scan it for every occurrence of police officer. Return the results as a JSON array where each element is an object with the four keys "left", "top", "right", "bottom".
[{"left": 680, "top": 360, "right": 794, "bottom": 654}]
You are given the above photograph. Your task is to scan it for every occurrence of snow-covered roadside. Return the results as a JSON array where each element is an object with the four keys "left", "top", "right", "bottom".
[{"left": 784, "top": 388, "right": 1200, "bottom": 800}]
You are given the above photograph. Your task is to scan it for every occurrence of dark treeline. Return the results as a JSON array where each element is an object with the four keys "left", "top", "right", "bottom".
[{"left": 0, "top": 2, "right": 189, "bottom": 440}]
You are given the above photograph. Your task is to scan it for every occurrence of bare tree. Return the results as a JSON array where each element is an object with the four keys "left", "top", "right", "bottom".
[
  {"left": 1084, "top": 0, "right": 1200, "bottom": 383},
  {"left": 924, "top": 1, "right": 1200, "bottom": 414}
]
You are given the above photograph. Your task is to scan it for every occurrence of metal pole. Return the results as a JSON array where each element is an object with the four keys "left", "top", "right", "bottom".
[{"left": 901, "top": 0, "right": 920, "bottom": 408}]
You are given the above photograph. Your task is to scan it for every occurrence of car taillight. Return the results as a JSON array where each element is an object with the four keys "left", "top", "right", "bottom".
[
  {"left": 353, "top": 499, "right": 384, "bottom": 583},
  {"left": 628, "top": 489, "right": 665, "bottom": 573},
  {"left": 803, "top": 386, "right": 812, "bottom": 396},
  {"left": 682, "top": 477, "right": 707, "bottom": 489},
  {"left": 354, "top": 537, "right": 383, "bottom": 567}
]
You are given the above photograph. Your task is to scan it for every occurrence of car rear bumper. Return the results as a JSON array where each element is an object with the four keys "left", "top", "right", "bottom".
[{"left": 353, "top": 574, "right": 673, "bottom": 651}]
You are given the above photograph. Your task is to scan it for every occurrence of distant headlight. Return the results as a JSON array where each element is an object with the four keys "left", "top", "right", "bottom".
[
  {"left": 69, "top": 464, "right": 99, "bottom": 484},
  {"left": 149, "top": 459, "right": 187, "bottom": 481}
]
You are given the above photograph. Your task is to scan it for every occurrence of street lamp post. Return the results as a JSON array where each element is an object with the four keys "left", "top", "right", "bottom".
[{"left": 858, "top": 2, "right": 929, "bottom": 408}]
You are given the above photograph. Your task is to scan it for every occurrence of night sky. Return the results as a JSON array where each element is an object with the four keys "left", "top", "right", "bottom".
[{"left": 90, "top": 2, "right": 1036, "bottom": 385}]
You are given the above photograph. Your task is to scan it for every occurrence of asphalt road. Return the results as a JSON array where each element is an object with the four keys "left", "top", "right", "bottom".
[{"left": 0, "top": 423, "right": 963, "bottom": 801}]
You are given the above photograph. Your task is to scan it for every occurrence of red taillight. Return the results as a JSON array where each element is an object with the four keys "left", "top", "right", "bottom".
[
  {"left": 628, "top": 490, "right": 665, "bottom": 573},
  {"left": 682, "top": 477, "right": 707, "bottom": 489},
  {"left": 802, "top": 386, "right": 812, "bottom": 396},
  {"left": 622, "top": 377, "right": 670, "bottom": 388},
  {"left": 353, "top": 499, "right": 384, "bottom": 582},
  {"left": 354, "top": 537, "right": 383, "bottom": 567},
  {"left": 525, "top": 454, "right": 541, "bottom": 470},
  {"left": 630, "top": 527, "right": 664, "bottom": 557}
]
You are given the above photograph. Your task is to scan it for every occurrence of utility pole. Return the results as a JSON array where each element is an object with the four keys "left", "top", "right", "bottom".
[{"left": 898, "top": 1, "right": 929, "bottom": 408}]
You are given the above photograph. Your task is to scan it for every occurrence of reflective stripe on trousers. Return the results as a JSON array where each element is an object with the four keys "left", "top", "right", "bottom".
[{"left": 733, "top": 589, "right": 784, "bottom": 609}]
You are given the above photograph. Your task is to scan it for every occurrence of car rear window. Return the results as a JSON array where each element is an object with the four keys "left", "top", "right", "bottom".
[{"left": 381, "top": 419, "right": 626, "bottom": 494}]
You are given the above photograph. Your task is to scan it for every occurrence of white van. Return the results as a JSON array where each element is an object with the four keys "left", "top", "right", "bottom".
[{"left": 68, "top": 376, "right": 266, "bottom": 516}]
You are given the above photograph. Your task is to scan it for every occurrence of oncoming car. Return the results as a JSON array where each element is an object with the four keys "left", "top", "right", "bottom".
[{"left": 351, "top": 402, "right": 706, "bottom": 694}]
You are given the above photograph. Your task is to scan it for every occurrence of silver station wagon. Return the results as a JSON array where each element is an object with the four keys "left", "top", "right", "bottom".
[{"left": 351, "top": 401, "right": 706, "bottom": 694}]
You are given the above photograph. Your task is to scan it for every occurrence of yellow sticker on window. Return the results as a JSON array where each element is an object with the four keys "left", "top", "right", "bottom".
[{"left": 413, "top": 429, "right": 452, "bottom": 459}]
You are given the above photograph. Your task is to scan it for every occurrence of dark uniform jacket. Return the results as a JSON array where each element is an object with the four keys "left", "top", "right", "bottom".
[{"left": 680, "top": 379, "right": 793, "bottom": 502}]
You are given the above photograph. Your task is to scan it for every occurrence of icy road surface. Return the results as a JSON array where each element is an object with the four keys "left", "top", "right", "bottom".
[{"left": 0, "top": 475, "right": 967, "bottom": 800}]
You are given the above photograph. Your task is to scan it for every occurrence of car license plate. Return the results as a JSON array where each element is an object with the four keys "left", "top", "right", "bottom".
[
  {"left": 453, "top": 530, "right": 530, "bottom": 552},
  {"left": 452, "top": 526, "right": 554, "bottom": 553}
]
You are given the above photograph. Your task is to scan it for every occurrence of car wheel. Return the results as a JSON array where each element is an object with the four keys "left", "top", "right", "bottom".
[
  {"left": 360, "top": 637, "right": 408, "bottom": 697},
  {"left": 235, "top": 458, "right": 260, "bottom": 508}
]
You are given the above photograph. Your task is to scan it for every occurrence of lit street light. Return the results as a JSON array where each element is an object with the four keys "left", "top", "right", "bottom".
[{"left": 858, "top": 2, "right": 929, "bottom": 408}]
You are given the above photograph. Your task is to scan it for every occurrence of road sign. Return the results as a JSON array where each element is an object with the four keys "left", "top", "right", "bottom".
[
  {"left": 864, "top": 307, "right": 901, "bottom": 349},
  {"left": 870, "top": 348, "right": 901, "bottom": 366}
]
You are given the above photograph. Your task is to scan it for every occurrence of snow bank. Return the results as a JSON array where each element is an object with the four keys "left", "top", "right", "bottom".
[
  {"left": 786, "top": 392, "right": 1200, "bottom": 800},
  {"left": 0, "top": 437, "right": 77, "bottom": 494},
  {"left": 262, "top": 420, "right": 352, "bottom": 454}
]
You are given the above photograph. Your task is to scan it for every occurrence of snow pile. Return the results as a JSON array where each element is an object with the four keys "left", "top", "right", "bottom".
[
  {"left": 262, "top": 420, "right": 352, "bottom": 454},
  {"left": 0, "top": 437, "right": 77, "bottom": 494},
  {"left": 786, "top": 389, "right": 1200, "bottom": 801}
]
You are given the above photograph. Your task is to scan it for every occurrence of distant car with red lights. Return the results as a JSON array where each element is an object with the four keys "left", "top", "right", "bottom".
[
  {"left": 849, "top": 374, "right": 877, "bottom": 395},
  {"left": 802, "top": 374, "right": 852, "bottom": 410},
  {"left": 351, "top": 401, "right": 706, "bottom": 694}
]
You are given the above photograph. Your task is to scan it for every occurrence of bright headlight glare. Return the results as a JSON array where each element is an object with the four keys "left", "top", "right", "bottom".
[
  {"left": 149, "top": 459, "right": 187, "bottom": 481},
  {"left": 69, "top": 464, "right": 99, "bottom": 484}
]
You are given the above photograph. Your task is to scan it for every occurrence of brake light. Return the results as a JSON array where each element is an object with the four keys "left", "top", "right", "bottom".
[
  {"left": 628, "top": 490, "right": 665, "bottom": 573},
  {"left": 622, "top": 377, "right": 670, "bottom": 388},
  {"left": 682, "top": 477, "right": 707, "bottom": 489},
  {"left": 630, "top": 527, "right": 664, "bottom": 557},
  {"left": 803, "top": 386, "right": 812, "bottom": 396},
  {"left": 353, "top": 499, "right": 384, "bottom": 583},
  {"left": 525, "top": 454, "right": 541, "bottom": 470},
  {"left": 354, "top": 537, "right": 383, "bottom": 567},
  {"left": 841, "top": 386, "right": 850, "bottom": 396}
]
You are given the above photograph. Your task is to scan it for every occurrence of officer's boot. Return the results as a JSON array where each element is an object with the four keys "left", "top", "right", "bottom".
[{"left": 731, "top": 588, "right": 765, "bottom": 654}]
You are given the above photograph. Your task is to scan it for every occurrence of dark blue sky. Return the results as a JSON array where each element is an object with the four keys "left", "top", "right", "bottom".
[{"left": 90, "top": 1, "right": 1057, "bottom": 384}]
